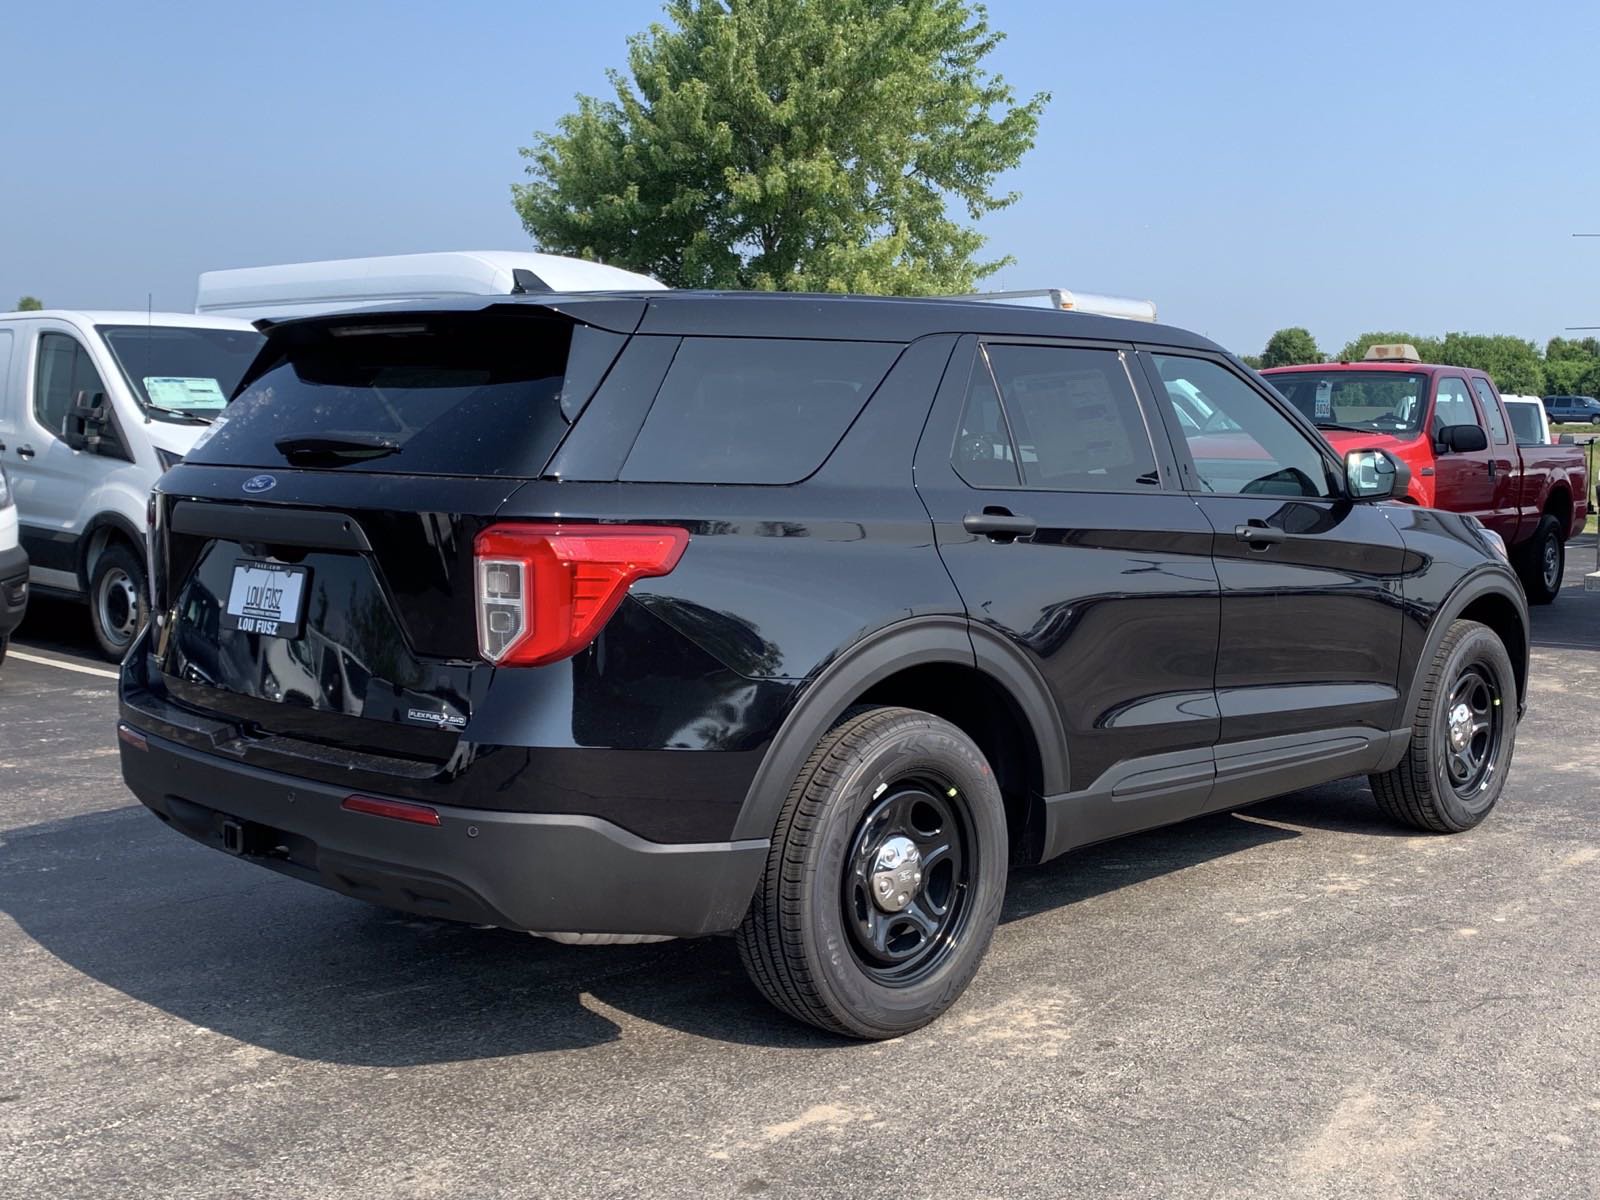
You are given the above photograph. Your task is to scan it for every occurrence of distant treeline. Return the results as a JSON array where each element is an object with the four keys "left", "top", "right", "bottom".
[{"left": 1241, "top": 328, "right": 1600, "bottom": 397}]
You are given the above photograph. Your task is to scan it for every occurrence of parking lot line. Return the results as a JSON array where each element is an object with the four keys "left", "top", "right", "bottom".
[{"left": 6, "top": 649, "right": 120, "bottom": 680}]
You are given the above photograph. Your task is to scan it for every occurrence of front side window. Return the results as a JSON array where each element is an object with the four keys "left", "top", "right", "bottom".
[
  {"left": 1469, "top": 378, "right": 1509, "bottom": 444},
  {"left": 1505, "top": 403, "right": 1545, "bottom": 445},
  {"left": 1153, "top": 354, "right": 1335, "bottom": 498},
  {"left": 33, "top": 332, "right": 107, "bottom": 437},
  {"left": 1432, "top": 377, "right": 1480, "bottom": 438}
]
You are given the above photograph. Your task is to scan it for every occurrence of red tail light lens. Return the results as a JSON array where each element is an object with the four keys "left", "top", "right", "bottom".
[
  {"left": 474, "top": 523, "right": 689, "bottom": 667},
  {"left": 341, "top": 795, "right": 441, "bottom": 825}
]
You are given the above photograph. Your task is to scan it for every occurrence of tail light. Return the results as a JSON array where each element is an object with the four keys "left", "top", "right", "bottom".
[{"left": 474, "top": 523, "right": 689, "bottom": 667}]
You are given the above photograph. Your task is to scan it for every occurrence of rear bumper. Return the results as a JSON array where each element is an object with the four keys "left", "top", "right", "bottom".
[
  {"left": 0, "top": 543, "right": 28, "bottom": 638},
  {"left": 118, "top": 724, "right": 768, "bottom": 937}
]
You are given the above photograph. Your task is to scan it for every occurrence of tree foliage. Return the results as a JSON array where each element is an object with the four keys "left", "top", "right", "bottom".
[
  {"left": 14, "top": 296, "right": 41, "bottom": 311},
  {"left": 1435, "top": 333, "right": 1543, "bottom": 395},
  {"left": 514, "top": 0, "right": 1048, "bottom": 294},
  {"left": 1336, "top": 331, "right": 1444, "bottom": 364},
  {"left": 1259, "top": 327, "right": 1321, "bottom": 368}
]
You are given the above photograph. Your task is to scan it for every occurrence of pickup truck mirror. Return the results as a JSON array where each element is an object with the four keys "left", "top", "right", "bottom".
[
  {"left": 1558, "top": 433, "right": 1577, "bottom": 445},
  {"left": 1345, "top": 448, "right": 1411, "bottom": 500},
  {"left": 1438, "top": 424, "right": 1489, "bottom": 454}
]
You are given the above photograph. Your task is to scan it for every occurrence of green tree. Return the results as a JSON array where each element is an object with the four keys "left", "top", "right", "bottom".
[
  {"left": 14, "top": 296, "right": 42, "bottom": 311},
  {"left": 1436, "top": 332, "right": 1544, "bottom": 396},
  {"left": 1336, "top": 331, "right": 1444, "bottom": 363},
  {"left": 513, "top": 0, "right": 1048, "bottom": 294},
  {"left": 1239, "top": 353, "right": 1264, "bottom": 370},
  {"left": 1544, "top": 336, "right": 1600, "bottom": 396},
  {"left": 1259, "top": 326, "right": 1321, "bottom": 368}
]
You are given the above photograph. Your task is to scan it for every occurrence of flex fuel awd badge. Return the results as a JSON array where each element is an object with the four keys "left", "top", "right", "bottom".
[{"left": 407, "top": 707, "right": 467, "bottom": 731}]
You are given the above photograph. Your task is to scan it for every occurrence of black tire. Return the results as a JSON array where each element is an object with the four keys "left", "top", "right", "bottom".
[
  {"left": 736, "top": 706, "right": 1008, "bottom": 1039},
  {"left": 88, "top": 542, "right": 148, "bottom": 662},
  {"left": 1517, "top": 513, "right": 1563, "bottom": 606},
  {"left": 1369, "top": 619, "right": 1516, "bottom": 833}
]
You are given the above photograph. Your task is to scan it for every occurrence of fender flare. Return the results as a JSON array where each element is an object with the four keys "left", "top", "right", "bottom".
[
  {"left": 1401, "top": 565, "right": 1529, "bottom": 725},
  {"left": 730, "top": 615, "right": 1069, "bottom": 841},
  {"left": 78, "top": 513, "right": 147, "bottom": 590}
]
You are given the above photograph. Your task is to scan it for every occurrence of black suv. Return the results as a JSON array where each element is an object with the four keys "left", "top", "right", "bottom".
[{"left": 119, "top": 293, "right": 1528, "bottom": 1038}]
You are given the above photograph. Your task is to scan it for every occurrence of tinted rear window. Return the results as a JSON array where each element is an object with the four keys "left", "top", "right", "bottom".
[
  {"left": 186, "top": 314, "right": 576, "bottom": 476},
  {"left": 620, "top": 337, "right": 901, "bottom": 484}
]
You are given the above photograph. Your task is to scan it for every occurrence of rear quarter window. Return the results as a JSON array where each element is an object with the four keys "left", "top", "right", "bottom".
[{"left": 619, "top": 337, "right": 901, "bottom": 484}]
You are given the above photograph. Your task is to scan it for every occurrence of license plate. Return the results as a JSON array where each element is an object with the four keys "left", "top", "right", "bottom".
[{"left": 222, "top": 560, "right": 310, "bottom": 639}]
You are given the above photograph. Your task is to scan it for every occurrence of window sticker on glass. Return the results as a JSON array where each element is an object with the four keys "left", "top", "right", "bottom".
[
  {"left": 144, "top": 376, "right": 227, "bottom": 410},
  {"left": 1314, "top": 381, "right": 1333, "bottom": 419}
]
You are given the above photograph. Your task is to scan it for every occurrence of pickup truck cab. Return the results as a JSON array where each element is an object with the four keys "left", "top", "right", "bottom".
[{"left": 1263, "top": 345, "right": 1588, "bottom": 603}]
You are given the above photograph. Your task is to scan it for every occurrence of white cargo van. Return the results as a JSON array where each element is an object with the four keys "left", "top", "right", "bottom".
[
  {"left": 195, "top": 250, "right": 664, "bottom": 320},
  {"left": 0, "top": 310, "right": 263, "bottom": 658}
]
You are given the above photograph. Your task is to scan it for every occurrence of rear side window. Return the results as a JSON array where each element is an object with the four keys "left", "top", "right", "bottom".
[
  {"left": 187, "top": 314, "right": 579, "bottom": 476},
  {"left": 1470, "top": 378, "right": 1509, "bottom": 444},
  {"left": 980, "top": 344, "right": 1158, "bottom": 491},
  {"left": 619, "top": 337, "right": 900, "bottom": 484}
]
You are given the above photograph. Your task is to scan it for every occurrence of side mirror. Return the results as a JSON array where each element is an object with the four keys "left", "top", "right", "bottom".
[
  {"left": 1559, "top": 433, "right": 1577, "bottom": 445},
  {"left": 1438, "top": 424, "right": 1489, "bottom": 454},
  {"left": 1345, "top": 448, "right": 1411, "bottom": 500},
  {"left": 62, "top": 391, "right": 110, "bottom": 452}
]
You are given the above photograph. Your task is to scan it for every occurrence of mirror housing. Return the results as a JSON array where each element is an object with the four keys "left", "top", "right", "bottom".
[
  {"left": 61, "top": 391, "right": 110, "bottom": 453},
  {"left": 1438, "top": 424, "right": 1489, "bottom": 454},
  {"left": 1558, "top": 433, "right": 1576, "bottom": 445},
  {"left": 1345, "top": 448, "right": 1411, "bottom": 501}
]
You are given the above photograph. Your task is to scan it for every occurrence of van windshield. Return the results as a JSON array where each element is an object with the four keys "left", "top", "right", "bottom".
[
  {"left": 98, "top": 325, "right": 266, "bottom": 422},
  {"left": 1264, "top": 370, "right": 1429, "bottom": 435}
]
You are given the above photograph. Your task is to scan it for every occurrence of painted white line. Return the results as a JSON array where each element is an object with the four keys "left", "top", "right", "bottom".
[{"left": 7, "top": 649, "right": 121, "bottom": 680}]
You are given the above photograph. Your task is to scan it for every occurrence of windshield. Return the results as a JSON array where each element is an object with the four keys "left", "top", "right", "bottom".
[
  {"left": 98, "top": 325, "right": 265, "bottom": 422},
  {"left": 1265, "top": 370, "right": 1429, "bottom": 434}
]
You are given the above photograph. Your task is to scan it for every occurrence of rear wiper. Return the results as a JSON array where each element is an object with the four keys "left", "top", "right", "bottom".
[{"left": 274, "top": 433, "right": 401, "bottom": 466}]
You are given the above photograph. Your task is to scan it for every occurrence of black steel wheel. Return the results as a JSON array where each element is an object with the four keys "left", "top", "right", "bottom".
[
  {"left": 1517, "top": 514, "right": 1563, "bottom": 606},
  {"left": 737, "top": 706, "right": 1007, "bottom": 1039},
  {"left": 1371, "top": 619, "right": 1517, "bottom": 833},
  {"left": 88, "top": 542, "right": 148, "bottom": 662}
]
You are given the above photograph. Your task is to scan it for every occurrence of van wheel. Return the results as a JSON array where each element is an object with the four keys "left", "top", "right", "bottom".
[
  {"left": 736, "top": 706, "right": 1008, "bottom": 1039},
  {"left": 1369, "top": 620, "right": 1516, "bottom": 833},
  {"left": 1517, "top": 514, "right": 1563, "bottom": 605},
  {"left": 89, "top": 543, "right": 148, "bottom": 662}
]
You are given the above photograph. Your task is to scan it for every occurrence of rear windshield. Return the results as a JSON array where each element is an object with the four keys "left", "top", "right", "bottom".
[
  {"left": 98, "top": 324, "right": 265, "bottom": 422},
  {"left": 620, "top": 336, "right": 901, "bottom": 484},
  {"left": 185, "top": 314, "right": 577, "bottom": 476},
  {"left": 1265, "top": 370, "right": 1429, "bottom": 435}
]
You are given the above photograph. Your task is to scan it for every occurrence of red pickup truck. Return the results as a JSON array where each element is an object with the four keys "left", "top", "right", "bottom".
[{"left": 1262, "top": 346, "right": 1588, "bottom": 603}]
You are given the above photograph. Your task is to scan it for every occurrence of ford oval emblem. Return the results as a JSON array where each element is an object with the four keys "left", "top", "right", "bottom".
[{"left": 242, "top": 474, "right": 277, "bottom": 495}]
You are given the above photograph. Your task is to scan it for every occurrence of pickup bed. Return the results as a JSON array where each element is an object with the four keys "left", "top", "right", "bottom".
[{"left": 1263, "top": 352, "right": 1588, "bottom": 603}]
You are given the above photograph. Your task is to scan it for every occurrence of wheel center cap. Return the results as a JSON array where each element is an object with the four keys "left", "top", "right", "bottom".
[
  {"left": 870, "top": 836, "right": 923, "bottom": 913},
  {"left": 1448, "top": 702, "right": 1472, "bottom": 749}
]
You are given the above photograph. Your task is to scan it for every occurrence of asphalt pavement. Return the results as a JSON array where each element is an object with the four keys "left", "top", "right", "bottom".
[{"left": 2, "top": 546, "right": 1598, "bottom": 1199}]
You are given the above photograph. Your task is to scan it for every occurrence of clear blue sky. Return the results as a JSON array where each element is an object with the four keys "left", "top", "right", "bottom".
[{"left": 5, "top": 0, "right": 1597, "bottom": 355}]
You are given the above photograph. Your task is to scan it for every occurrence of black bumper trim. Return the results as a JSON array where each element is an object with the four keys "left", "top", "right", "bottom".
[
  {"left": 120, "top": 725, "right": 768, "bottom": 937},
  {"left": 0, "top": 543, "right": 28, "bottom": 636}
]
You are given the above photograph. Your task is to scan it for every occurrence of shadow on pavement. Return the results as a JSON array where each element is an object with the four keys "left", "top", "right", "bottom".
[
  {"left": 0, "top": 780, "right": 1393, "bottom": 1065},
  {"left": 1529, "top": 533, "right": 1600, "bottom": 652}
]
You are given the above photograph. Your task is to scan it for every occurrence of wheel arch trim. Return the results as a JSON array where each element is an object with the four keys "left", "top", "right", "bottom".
[
  {"left": 1405, "top": 566, "right": 1529, "bottom": 723},
  {"left": 731, "top": 616, "right": 1069, "bottom": 841}
]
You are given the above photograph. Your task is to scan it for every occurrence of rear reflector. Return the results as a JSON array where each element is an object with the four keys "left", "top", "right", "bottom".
[
  {"left": 341, "top": 795, "right": 442, "bottom": 826},
  {"left": 117, "top": 724, "right": 149, "bottom": 752},
  {"left": 474, "top": 523, "right": 689, "bottom": 667}
]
